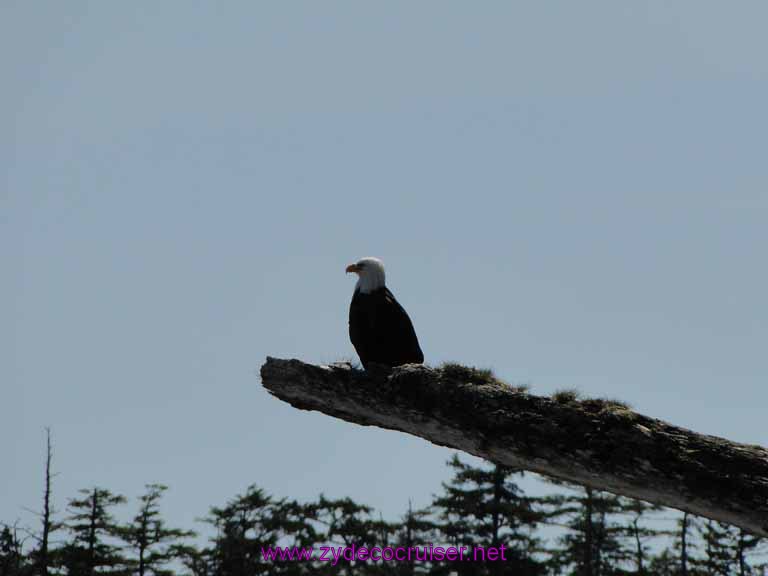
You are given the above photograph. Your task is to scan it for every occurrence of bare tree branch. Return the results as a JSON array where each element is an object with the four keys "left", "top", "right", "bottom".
[
  {"left": 260, "top": 357, "right": 768, "bottom": 537},
  {"left": 40, "top": 427, "right": 53, "bottom": 576}
]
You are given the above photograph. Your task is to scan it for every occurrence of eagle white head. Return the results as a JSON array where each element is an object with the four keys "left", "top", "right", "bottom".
[{"left": 346, "top": 257, "right": 386, "bottom": 294}]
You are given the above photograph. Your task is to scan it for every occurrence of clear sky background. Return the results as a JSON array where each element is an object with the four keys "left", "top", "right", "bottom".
[{"left": 3, "top": 1, "right": 767, "bottom": 538}]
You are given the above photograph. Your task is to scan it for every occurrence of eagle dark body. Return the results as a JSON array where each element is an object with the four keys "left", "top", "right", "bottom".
[{"left": 349, "top": 286, "right": 424, "bottom": 370}]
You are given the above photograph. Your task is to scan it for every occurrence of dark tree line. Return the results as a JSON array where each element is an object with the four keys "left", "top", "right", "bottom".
[{"left": 4, "top": 448, "right": 767, "bottom": 576}]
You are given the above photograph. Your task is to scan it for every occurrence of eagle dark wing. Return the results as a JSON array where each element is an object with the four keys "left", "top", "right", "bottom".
[
  {"left": 349, "top": 289, "right": 376, "bottom": 368},
  {"left": 379, "top": 287, "right": 423, "bottom": 366}
]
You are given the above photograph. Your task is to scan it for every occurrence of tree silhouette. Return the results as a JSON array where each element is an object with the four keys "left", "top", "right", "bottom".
[
  {"left": 120, "top": 484, "right": 195, "bottom": 576},
  {"left": 392, "top": 502, "right": 437, "bottom": 576},
  {"left": 312, "top": 495, "right": 391, "bottom": 576},
  {"left": 0, "top": 525, "right": 27, "bottom": 576},
  {"left": 432, "top": 455, "right": 546, "bottom": 576},
  {"left": 60, "top": 488, "right": 127, "bottom": 576},
  {"left": 203, "top": 485, "right": 279, "bottom": 576},
  {"left": 615, "top": 498, "right": 665, "bottom": 575},
  {"left": 548, "top": 485, "right": 630, "bottom": 576},
  {"left": 4, "top": 449, "right": 768, "bottom": 576}
]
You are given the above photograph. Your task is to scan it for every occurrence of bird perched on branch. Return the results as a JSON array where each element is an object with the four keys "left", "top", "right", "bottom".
[{"left": 346, "top": 257, "right": 424, "bottom": 370}]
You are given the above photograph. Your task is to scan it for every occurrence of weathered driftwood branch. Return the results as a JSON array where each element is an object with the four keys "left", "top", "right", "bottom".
[{"left": 260, "top": 357, "right": 768, "bottom": 536}]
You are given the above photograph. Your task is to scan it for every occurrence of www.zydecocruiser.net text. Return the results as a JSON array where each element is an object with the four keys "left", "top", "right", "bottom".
[{"left": 262, "top": 544, "right": 511, "bottom": 566}]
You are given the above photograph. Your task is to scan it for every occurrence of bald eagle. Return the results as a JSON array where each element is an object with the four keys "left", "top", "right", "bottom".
[{"left": 346, "top": 257, "right": 424, "bottom": 370}]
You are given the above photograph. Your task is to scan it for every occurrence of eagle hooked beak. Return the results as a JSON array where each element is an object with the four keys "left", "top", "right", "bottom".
[{"left": 345, "top": 263, "right": 360, "bottom": 274}]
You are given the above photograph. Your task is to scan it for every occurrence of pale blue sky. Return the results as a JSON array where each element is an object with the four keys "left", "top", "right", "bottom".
[{"left": 3, "top": 1, "right": 767, "bottom": 536}]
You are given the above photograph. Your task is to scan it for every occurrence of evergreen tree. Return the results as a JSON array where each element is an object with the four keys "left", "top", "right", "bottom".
[
  {"left": 615, "top": 498, "right": 665, "bottom": 575},
  {"left": 672, "top": 511, "right": 705, "bottom": 576},
  {"left": 432, "top": 455, "right": 546, "bottom": 576},
  {"left": 677, "top": 511, "right": 692, "bottom": 576},
  {"left": 119, "top": 484, "right": 194, "bottom": 576},
  {"left": 60, "top": 488, "right": 127, "bottom": 576},
  {"left": 0, "top": 525, "right": 27, "bottom": 576},
  {"left": 648, "top": 511, "right": 709, "bottom": 576},
  {"left": 269, "top": 499, "right": 320, "bottom": 576},
  {"left": 734, "top": 529, "right": 767, "bottom": 576},
  {"left": 392, "top": 502, "right": 438, "bottom": 576},
  {"left": 647, "top": 548, "right": 679, "bottom": 576},
  {"left": 171, "top": 545, "right": 214, "bottom": 576},
  {"left": 15, "top": 433, "right": 768, "bottom": 576},
  {"left": 204, "top": 485, "right": 280, "bottom": 576},
  {"left": 697, "top": 520, "right": 735, "bottom": 576},
  {"left": 547, "top": 485, "right": 630, "bottom": 576},
  {"left": 312, "top": 495, "right": 391, "bottom": 576},
  {"left": 696, "top": 521, "right": 767, "bottom": 576}
]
